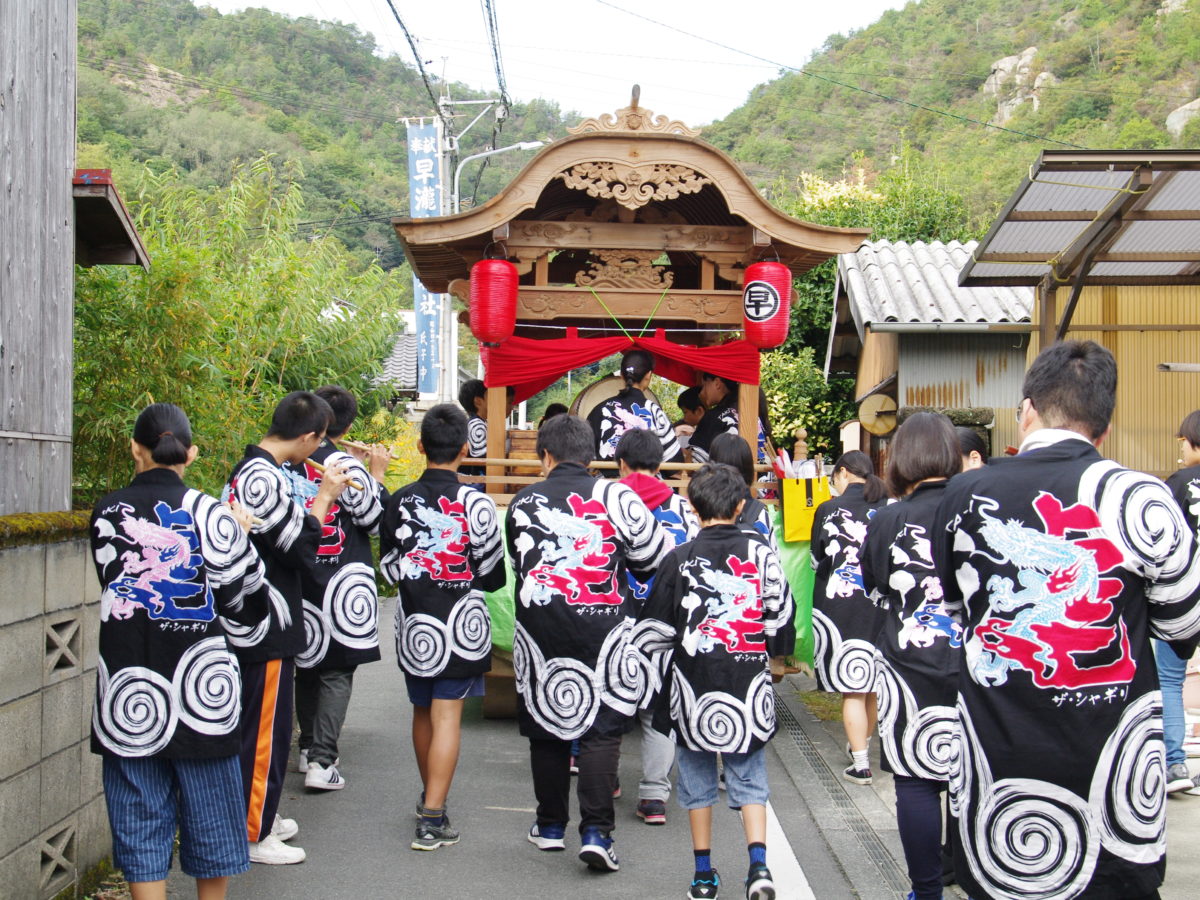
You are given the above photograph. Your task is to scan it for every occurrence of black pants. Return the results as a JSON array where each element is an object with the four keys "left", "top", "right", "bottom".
[
  {"left": 239, "top": 657, "right": 293, "bottom": 842},
  {"left": 530, "top": 732, "right": 621, "bottom": 835},
  {"left": 894, "top": 774, "right": 945, "bottom": 900}
]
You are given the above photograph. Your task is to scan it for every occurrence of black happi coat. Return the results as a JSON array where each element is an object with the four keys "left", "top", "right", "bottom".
[
  {"left": 225, "top": 445, "right": 322, "bottom": 663},
  {"left": 688, "top": 395, "right": 739, "bottom": 464},
  {"left": 90, "top": 469, "right": 269, "bottom": 758},
  {"left": 283, "top": 439, "right": 384, "bottom": 670},
  {"left": 631, "top": 524, "right": 793, "bottom": 754},
  {"left": 462, "top": 413, "right": 489, "bottom": 477},
  {"left": 587, "top": 387, "right": 684, "bottom": 465},
  {"left": 861, "top": 480, "right": 960, "bottom": 779},
  {"left": 506, "top": 461, "right": 670, "bottom": 740},
  {"left": 380, "top": 468, "right": 506, "bottom": 679},
  {"left": 936, "top": 434, "right": 1200, "bottom": 900},
  {"left": 810, "top": 482, "right": 889, "bottom": 692}
]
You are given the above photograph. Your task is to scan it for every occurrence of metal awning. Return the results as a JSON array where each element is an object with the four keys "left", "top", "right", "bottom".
[
  {"left": 73, "top": 169, "right": 151, "bottom": 268},
  {"left": 959, "top": 151, "right": 1200, "bottom": 343}
]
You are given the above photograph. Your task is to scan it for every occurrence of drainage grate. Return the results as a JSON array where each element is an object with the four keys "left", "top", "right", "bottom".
[{"left": 775, "top": 694, "right": 910, "bottom": 893}]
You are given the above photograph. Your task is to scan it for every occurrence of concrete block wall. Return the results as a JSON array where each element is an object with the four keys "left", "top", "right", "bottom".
[{"left": 0, "top": 537, "right": 108, "bottom": 899}]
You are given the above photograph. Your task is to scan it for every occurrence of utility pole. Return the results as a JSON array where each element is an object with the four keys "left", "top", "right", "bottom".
[{"left": 433, "top": 96, "right": 507, "bottom": 405}]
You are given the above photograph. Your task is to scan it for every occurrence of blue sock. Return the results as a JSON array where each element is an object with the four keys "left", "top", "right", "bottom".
[
  {"left": 420, "top": 806, "right": 445, "bottom": 827},
  {"left": 748, "top": 842, "right": 767, "bottom": 866},
  {"left": 693, "top": 849, "right": 712, "bottom": 876}
]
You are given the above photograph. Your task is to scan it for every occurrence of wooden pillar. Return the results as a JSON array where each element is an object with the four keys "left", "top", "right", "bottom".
[
  {"left": 737, "top": 381, "right": 757, "bottom": 451},
  {"left": 1037, "top": 277, "right": 1057, "bottom": 353},
  {"left": 485, "top": 385, "right": 506, "bottom": 497}
]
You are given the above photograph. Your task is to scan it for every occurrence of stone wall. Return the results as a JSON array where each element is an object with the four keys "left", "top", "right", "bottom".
[{"left": 0, "top": 536, "right": 108, "bottom": 899}]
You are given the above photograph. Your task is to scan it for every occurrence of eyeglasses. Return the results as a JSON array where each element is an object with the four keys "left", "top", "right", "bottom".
[{"left": 1015, "top": 398, "right": 1028, "bottom": 422}]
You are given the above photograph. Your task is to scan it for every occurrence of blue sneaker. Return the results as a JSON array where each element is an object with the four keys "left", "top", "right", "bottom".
[
  {"left": 689, "top": 867, "right": 720, "bottom": 898},
  {"left": 528, "top": 822, "right": 566, "bottom": 851},
  {"left": 578, "top": 826, "right": 619, "bottom": 871},
  {"left": 746, "top": 863, "right": 775, "bottom": 900}
]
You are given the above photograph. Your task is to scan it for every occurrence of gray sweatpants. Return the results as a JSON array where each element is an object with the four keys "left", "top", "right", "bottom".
[
  {"left": 637, "top": 708, "right": 676, "bottom": 802},
  {"left": 295, "top": 666, "right": 356, "bottom": 768}
]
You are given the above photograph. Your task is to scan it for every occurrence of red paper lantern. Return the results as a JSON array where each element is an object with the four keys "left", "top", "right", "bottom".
[
  {"left": 742, "top": 261, "right": 792, "bottom": 349},
  {"left": 469, "top": 258, "right": 519, "bottom": 347}
]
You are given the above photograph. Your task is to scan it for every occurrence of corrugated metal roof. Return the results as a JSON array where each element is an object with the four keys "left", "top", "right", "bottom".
[
  {"left": 962, "top": 150, "right": 1200, "bottom": 287},
  {"left": 376, "top": 332, "right": 417, "bottom": 389},
  {"left": 838, "top": 240, "right": 1033, "bottom": 328}
]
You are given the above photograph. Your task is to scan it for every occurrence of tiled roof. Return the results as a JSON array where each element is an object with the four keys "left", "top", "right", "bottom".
[
  {"left": 838, "top": 240, "right": 1033, "bottom": 326},
  {"left": 376, "top": 332, "right": 417, "bottom": 389}
]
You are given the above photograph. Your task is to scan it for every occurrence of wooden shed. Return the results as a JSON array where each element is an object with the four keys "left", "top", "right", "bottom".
[
  {"left": 828, "top": 240, "right": 1034, "bottom": 459},
  {"left": 393, "top": 93, "right": 869, "bottom": 491}
]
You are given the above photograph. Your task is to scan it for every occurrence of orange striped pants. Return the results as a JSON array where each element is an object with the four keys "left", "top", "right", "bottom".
[{"left": 238, "top": 657, "right": 294, "bottom": 843}]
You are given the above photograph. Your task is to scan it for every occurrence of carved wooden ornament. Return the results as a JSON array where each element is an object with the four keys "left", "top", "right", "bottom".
[
  {"left": 558, "top": 162, "right": 711, "bottom": 211},
  {"left": 575, "top": 250, "right": 674, "bottom": 289},
  {"left": 567, "top": 100, "right": 700, "bottom": 137}
]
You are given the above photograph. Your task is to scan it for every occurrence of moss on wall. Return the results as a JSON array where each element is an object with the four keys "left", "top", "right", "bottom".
[{"left": 0, "top": 511, "right": 90, "bottom": 550}]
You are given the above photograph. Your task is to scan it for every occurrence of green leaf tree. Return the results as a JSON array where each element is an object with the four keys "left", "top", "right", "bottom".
[{"left": 73, "top": 154, "right": 408, "bottom": 505}]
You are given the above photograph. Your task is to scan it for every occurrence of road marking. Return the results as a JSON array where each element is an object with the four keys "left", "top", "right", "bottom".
[
  {"left": 484, "top": 806, "right": 537, "bottom": 813},
  {"left": 766, "top": 800, "right": 815, "bottom": 900}
]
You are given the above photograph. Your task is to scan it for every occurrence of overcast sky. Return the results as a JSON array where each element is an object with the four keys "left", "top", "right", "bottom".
[{"left": 204, "top": 0, "right": 907, "bottom": 126}]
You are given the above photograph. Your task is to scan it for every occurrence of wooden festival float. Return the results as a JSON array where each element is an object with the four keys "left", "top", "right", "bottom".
[
  {"left": 393, "top": 90, "right": 869, "bottom": 501},
  {"left": 394, "top": 92, "right": 869, "bottom": 710}
]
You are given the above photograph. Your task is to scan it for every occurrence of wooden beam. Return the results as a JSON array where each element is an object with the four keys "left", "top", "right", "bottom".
[
  {"left": 485, "top": 387, "right": 507, "bottom": 497},
  {"left": 1038, "top": 277, "right": 1056, "bottom": 351},
  {"left": 737, "top": 382, "right": 758, "bottom": 454},
  {"left": 504, "top": 221, "right": 755, "bottom": 254},
  {"left": 517, "top": 286, "right": 744, "bottom": 326},
  {"left": 1006, "top": 209, "right": 1200, "bottom": 222}
]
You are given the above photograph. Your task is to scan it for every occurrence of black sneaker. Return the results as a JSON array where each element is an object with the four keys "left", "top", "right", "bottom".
[
  {"left": 688, "top": 868, "right": 720, "bottom": 899},
  {"left": 636, "top": 798, "right": 667, "bottom": 825},
  {"left": 842, "top": 764, "right": 872, "bottom": 785},
  {"left": 411, "top": 815, "right": 459, "bottom": 851},
  {"left": 745, "top": 863, "right": 775, "bottom": 900}
]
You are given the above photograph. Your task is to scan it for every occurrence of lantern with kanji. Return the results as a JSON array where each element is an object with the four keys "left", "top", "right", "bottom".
[
  {"left": 469, "top": 258, "right": 519, "bottom": 346},
  {"left": 741, "top": 261, "right": 792, "bottom": 349}
]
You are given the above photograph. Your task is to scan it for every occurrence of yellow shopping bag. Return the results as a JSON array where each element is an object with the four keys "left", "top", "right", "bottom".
[{"left": 780, "top": 477, "right": 832, "bottom": 543}]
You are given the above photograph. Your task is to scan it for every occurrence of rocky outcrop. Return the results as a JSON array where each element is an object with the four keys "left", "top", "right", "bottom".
[
  {"left": 1158, "top": 0, "right": 1189, "bottom": 16},
  {"left": 982, "top": 48, "right": 1058, "bottom": 127},
  {"left": 1167, "top": 98, "right": 1200, "bottom": 140}
]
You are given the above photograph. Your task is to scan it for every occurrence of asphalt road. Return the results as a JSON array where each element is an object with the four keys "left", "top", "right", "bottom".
[{"left": 169, "top": 598, "right": 857, "bottom": 899}]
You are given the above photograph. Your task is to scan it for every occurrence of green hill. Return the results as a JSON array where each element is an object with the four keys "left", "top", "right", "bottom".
[
  {"left": 77, "top": 0, "right": 573, "bottom": 265},
  {"left": 702, "top": 0, "right": 1200, "bottom": 225}
]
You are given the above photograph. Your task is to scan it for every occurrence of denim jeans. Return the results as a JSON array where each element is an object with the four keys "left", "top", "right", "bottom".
[{"left": 1155, "top": 640, "right": 1188, "bottom": 767}]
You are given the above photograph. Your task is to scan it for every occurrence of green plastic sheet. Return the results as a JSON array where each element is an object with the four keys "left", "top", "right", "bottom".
[{"left": 485, "top": 507, "right": 812, "bottom": 663}]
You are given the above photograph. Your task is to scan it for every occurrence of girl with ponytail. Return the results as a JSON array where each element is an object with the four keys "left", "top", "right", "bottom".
[
  {"left": 809, "top": 450, "right": 890, "bottom": 786},
  {"left": 586, "top": 349, "right": 684, "bottom": 467},
  {"left": 89, "top": 403, "right": 269, "bottom": 898}
]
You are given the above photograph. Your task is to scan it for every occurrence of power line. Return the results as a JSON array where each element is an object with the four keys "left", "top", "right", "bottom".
[
  {"left": 480, "top": 0, "right": 510, "bottom": 109},
  {"left": 592, "top": 0, "right": 1086, "bottom": 150},
  {"left": 381, "top": 0, "right": 452, "bottom": 131}
]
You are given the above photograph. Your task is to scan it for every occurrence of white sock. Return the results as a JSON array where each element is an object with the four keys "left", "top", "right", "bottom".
[{"left": 851, "top": 749, "right": 870, "bottom": 771}]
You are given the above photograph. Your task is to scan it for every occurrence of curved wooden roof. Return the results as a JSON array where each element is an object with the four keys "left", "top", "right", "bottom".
[{"left": 393, "top": 100, "right": 869, "bottom": 295}]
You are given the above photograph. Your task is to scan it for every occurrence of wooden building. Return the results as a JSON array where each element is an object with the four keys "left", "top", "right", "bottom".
[
  {"left": 827, "top": 240, "right": 1034, "bottom": 458},
  {"left": 961, "top": 151, "right": 1200, "bottom": 478},
  {"left": 393, "top": 92, "right": 869, "bottom": 492},
  {"left": 0, "top": 5, "right": 147, "bottom": 516}
]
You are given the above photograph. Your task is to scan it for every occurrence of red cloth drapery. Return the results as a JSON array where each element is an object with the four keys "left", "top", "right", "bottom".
[{"left": 481, "top": 330, "right": 761, "bottom": 403}]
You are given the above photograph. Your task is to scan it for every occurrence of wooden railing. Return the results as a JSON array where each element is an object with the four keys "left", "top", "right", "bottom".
[{"left": 461, "top": 457, "right": 781, "bottom": 505}]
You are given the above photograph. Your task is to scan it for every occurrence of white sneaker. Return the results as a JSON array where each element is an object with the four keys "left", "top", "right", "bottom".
[
  {"left": 271, "top": 814, "right": 299, "bottom": 842},
  {"left": 298, "top": 749, "right": 339, "bottom": 773},
  {"left": 249, "top": 834, "right": 306, "bottom": 865},
  {"left": 305, "top": 761, "right": 346, "bottom": 791}
]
